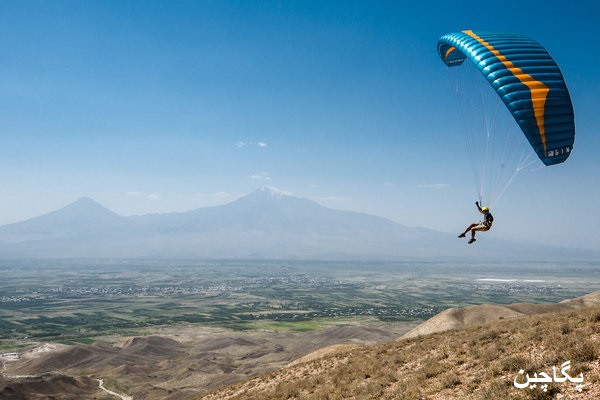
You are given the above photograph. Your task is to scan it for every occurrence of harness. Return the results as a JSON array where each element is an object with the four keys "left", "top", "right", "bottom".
[{"left": 484, "top": 213, "right": 494, "bottom": 228}]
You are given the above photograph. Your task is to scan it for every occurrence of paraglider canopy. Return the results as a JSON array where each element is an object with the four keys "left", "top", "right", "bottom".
[{"left": 437, "top": 30, "right": 575, "bottom": 166}]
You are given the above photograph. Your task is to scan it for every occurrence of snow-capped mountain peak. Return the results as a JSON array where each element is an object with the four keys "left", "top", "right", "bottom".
[{"left": 259, "top": 186, "right": 294, "bottom": 198}]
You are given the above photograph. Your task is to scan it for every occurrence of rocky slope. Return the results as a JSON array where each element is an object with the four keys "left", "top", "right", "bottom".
[{"left": 198, "top": 292, "right": 600, "bottom": 400}]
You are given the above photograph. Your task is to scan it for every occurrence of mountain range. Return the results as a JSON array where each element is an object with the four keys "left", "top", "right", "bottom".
[{"left": 0, "top": 186, "right": 594, "bottom": 260}]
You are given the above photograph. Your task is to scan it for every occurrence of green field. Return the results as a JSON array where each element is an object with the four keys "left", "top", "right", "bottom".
[{"left": 1, "top": 259, "right": 599, "bottom": 351}]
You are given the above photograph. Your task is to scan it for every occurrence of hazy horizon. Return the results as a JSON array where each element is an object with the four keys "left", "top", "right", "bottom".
[{"left": 1, "top": 186, "right": 598, "bottom": 261}]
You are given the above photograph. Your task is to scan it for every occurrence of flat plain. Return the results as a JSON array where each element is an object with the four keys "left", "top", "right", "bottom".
[{"left": 2, "top": 259, "right": 599, "bottom": 349}]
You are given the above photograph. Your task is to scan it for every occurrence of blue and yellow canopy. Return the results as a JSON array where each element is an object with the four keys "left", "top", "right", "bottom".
[{"left": 437, "top": 30, "right": 575, "bottom": 166}]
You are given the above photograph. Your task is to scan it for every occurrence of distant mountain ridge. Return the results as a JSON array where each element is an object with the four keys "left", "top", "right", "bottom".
[
  {"left": 2, "top": 197, "right": 129, "bottom": 235},
  {"left": 0, "top": 187, "right": 594, "bottom": 260}
]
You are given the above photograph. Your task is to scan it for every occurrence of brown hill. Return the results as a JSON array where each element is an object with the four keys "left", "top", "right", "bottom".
[
  {"left": 2, "top": 323, "right": 416, "bottom": 400},
  {"left": 402, "top": 291, "right": 600, "bottom": 339},
  {"left": 9, "top": 336, "right": 186, "bottom": 375},
  {"left": 198, "top": 294, "right": 600, "bottom": 400},
  {"left": 0, "top": 374, "right": 103, "bottom": 400}
]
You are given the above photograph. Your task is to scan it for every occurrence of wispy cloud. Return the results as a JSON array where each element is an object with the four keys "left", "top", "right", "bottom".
[
  {"left": 236, "top": 141, "right": 267, "bottom": 149},
  {"left": 418, "top": 183, "right": 451, "bottom": 189},
  {"left": 125, "top": 191, "right": 160, "bottom": 200},
  {"left": 250, "top": 172, "right": 272, "bottom": 181}
]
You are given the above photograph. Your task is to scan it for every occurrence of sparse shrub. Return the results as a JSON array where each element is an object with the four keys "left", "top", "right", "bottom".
[
  {"left": 420, "top": 357, "right": 444, "bottom": 378},
  {"left": 475, "top": 343, "right": 500, "bottom": 362},
  {"left": 392, "top": 352, "right": 407, "bottom": 366},
  {"left": 483, "top": 358, "right": 503, "bottom": 377},
  {"left": 476, "top": 327, "right": 501, "bottom": 343},
  {"left": 521, "top": 385, "right": 559, "bottom": 400},
  {"left": 561, "top": 334, "right": 598, "bottom": 362},
  {"left": 471, "top": 380, "right": 511, "bottom": 400},
  {"left": 588, "top": 309, "right": 600, "bottom": 323},
  {"left": 573, "top": 339, "right": 598, "bottom": 362},
  {"left": 440, "top": 371, "right": 461, "bottom": 388},
  {"left": 560, "top": 323, "right": 572, "bottom": 335},
  {"left": 500, "top": 354, "right": 528, "bottom": 372},
  {"left": 393, "top": 376, "right": 424, "bottom": 400},
  {"left": 525, "top": 324, "right": 546, "bottom": 343}
]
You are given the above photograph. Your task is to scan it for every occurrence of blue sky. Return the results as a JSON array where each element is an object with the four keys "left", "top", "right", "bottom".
[{"left": 1, "top": 1, "right": 599, "bottom": 250}]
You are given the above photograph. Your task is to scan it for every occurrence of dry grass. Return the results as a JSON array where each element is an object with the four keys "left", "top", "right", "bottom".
[{"left": 198, "top": 306, "right": 600, "bottom": 400}]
